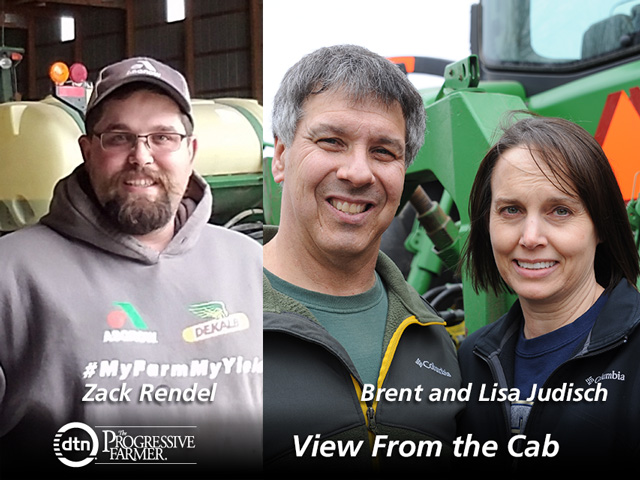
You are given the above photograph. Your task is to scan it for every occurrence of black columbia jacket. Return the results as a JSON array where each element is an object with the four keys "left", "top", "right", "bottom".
[
  {"left": 263, "top": 231, "right": 463, "bottom": 475},
  {"left": 457, "top": 279, "right": 640, "bottom": 476}
]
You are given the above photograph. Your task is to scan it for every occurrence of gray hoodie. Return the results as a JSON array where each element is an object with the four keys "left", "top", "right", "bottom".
[{"left": 0, "top": 166, "right": 262, "bottom": 478}]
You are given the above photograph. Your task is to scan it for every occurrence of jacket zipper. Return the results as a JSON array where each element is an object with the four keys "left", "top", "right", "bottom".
[
  {"left": 361, "top": 314, "right": 439, "bottom": 470},
  {"left": 367, "top": 405, "right": 377, "bottom": 432},
  {"left": 363, "top": 315, "right": 443, "bottom": 434},
  {"left": 475, "top": 350, "right": 513, "bottom": 437}
]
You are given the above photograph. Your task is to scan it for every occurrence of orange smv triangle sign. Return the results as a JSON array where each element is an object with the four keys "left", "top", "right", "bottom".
[{"left": 595, "top": 88, "right": 640, "bottom": 202}]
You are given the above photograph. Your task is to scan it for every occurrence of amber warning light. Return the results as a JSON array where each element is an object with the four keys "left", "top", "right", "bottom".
[{"left": 49, "top": 61, "right": 70, "bottom": 85}]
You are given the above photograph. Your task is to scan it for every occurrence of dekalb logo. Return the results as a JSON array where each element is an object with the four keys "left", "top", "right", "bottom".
[
  {"left": 104, "top": 302, "right": 158, "bottom": 344},
  {"left": 182, "top": 301, "right": 249, "bottom": 343}
]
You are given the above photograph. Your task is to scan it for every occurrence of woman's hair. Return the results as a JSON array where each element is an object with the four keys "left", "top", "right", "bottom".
[
  {"left": 462, "top": 114, "right": 639, "bottom": 295},
  {"left": 271, "top": 44, "right": 426, "bottom": 167}
]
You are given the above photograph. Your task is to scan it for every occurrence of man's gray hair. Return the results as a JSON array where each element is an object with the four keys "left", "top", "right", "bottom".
[{"left": 272, "top": 44, "right": 426, "bottom": 167}]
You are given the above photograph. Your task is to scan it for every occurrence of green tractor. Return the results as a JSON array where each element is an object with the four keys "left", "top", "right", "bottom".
[
  {"left": 263, "top": 0, "right": 640, "bottom": 343},
  {"left": 0, "top": 55, "right": 263, "bottom": 240}
]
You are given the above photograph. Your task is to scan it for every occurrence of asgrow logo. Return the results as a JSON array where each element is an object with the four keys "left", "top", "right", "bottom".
[
  {"left": 106, "top": 302, "right": 148, "bottom": 329},
  {"left": 53, "top": 422, "right": 99, "bottom": 468},
  {"left": 104, "top": 302, "right": 158, "bottom": 344}
]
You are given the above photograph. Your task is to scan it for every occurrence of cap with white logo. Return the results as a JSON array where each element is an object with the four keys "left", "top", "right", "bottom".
[{"left": 86, "top": 56, "right": 193, "bottom": 125}]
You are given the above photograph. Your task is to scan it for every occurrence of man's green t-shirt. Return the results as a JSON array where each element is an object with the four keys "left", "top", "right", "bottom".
[{"left": 264, "top": 269, "right": 389, "bottom": 386}]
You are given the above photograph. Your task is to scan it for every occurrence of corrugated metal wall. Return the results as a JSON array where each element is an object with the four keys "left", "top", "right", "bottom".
[
  {"left": 26, "top": 0, "right": 261, "bottom": 103},
  {"left": 81, "top": 8, "right": 126, "bottom": 73},
  {"left": 193, "top": 0, "right": 253, "bottom": 97}
]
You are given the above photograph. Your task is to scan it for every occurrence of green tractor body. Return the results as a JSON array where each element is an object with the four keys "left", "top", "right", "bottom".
[{"left": 263, "top": 0, "right": 640, "bottom": 340}]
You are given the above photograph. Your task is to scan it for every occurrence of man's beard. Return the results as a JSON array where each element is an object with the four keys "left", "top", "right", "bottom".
[
  {"left": 98, "top": 169, "right": 182, "bottom": 235},
  {"left": 103, "top": 191, "right": 174, "bottom": 235}
]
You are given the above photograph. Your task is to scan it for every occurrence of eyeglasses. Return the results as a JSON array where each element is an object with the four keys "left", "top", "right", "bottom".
[{"left": 95, "top": 131, "right": 189, "bottom": 153}]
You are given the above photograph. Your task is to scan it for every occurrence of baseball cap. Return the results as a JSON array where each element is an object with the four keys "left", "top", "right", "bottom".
[{"left": 86, "top": 56, "right": 193, "bottom": 124}]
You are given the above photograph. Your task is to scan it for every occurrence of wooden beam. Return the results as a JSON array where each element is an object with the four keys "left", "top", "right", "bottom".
[
  {"left": 248, "top": 0, "right": 262, "bottom": 104},
  {"left": 124, "top": 0, "right": 134, "bottom": 57},
  {"left": 73, "top": 9, "right": 82, "bottom": 62},
  {"left": 1, "top": 11, "right": 28, "bottom": 28},
  {"left": 184, "top": 0, "right": 194, "bottom": 93},
  {"left": 27, "top": 15, "right": 36, "bottom": 98}
]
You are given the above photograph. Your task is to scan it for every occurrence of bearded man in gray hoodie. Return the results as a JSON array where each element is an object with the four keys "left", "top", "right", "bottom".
[{"left": 0, "top": 57, "right": 262, "bottom": 479}]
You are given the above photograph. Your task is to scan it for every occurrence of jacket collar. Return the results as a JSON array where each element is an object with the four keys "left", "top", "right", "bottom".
[
  {"left": 471, "top": 279, "right": 640, "bottom": 357},
  {"left": 586, "top": 280, "right": 640, "bottom": 350}
]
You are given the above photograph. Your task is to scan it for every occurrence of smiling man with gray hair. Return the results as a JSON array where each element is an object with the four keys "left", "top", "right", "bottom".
[{"left": 263, "top": 44, "right": 462, "bottom": 474}]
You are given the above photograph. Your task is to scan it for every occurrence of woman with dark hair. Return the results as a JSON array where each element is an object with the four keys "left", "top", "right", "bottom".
[{"left": 457, "top": 115, "right": 640, "bottom": 475}]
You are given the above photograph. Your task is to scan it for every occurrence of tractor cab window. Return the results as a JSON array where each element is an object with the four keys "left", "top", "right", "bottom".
[{"left": 481, "top": 0, "right": 640, "bottom": 70}]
